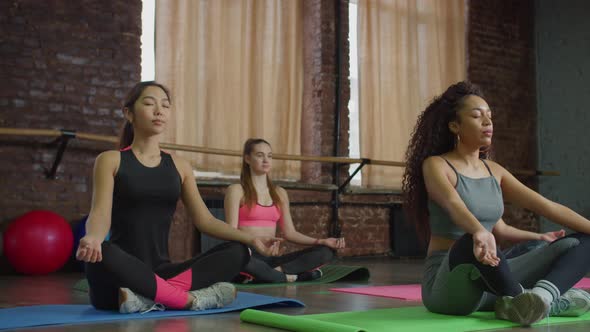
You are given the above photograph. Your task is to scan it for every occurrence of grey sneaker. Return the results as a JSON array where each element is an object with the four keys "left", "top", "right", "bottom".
[
  {"left": 550, "top": 288, "right": 590, "bottom": 317},
  {"left": 119, "top": 288, "right": 163, "bottom": 314},
  {"left": 189, "top": 282, "right": 237, "bottom": 311},
  {"left": 495, "top": 292, "right": 549, "bottom": 326}
]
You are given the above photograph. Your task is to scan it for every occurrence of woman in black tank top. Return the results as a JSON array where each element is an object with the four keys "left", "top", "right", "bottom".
[
  {"left": 75, "top": 82, "right": 281, "bottom": 313},
  {"left": 402, "top": 81, "right": 590, "bottom": 325}
]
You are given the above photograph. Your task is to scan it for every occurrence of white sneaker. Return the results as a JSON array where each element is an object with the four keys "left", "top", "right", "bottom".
[
  {"left": 495, "top": 292, "right": 549, "bottom": 326},
  {"left": 550, "top": 288, "right": 590, "bottom": 317},
  {"left": 189, "top": 282, "right": 237, "bottom": 311},
  {"left": 118, "top": 288, "right": 164, "bottom": 314}
]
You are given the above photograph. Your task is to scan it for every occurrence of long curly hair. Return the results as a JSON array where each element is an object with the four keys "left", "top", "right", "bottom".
[{"left": 402, "top": 81, "right": 487, "bottom": 243}]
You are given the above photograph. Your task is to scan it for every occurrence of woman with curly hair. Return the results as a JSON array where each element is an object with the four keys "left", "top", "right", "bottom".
[{"left": 402, "top": 81, "right": 590, "bottom": 325}]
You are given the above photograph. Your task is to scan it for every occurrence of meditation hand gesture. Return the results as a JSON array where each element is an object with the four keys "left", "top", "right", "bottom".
[
  {"left": 539, "top": 229, "right": 566, "bottom": 242},
  {"left": 473, "top": 230, "right": 500, "bottom": 267},
  {"left": 76, "top": 235, "right": 103, "bottom": 263},
  {"left": 320, "top": 237, "right": 346, "bottom": 249},
  {"left": 251, "top": 236, "right": 283, "bottom": 256}
]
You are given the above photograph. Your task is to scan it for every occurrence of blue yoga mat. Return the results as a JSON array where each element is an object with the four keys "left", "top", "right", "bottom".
[{"left": 0, "top": 292, "right": 304, "bottom": 330}]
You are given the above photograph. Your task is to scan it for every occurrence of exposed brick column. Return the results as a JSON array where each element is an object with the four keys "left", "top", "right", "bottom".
[{"left": 301, "top": 0, "right": 350, "bottom": 185}]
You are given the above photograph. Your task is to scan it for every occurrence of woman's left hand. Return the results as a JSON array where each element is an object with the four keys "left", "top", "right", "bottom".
[
  {"left": 539, "top": 229, "right": 566, "bottom": 242},
  {"left": 251, "top": 236, "right": 283, "bottom": 256},
  {"left": 321, "top": 237, "right": 346, "bottom": 249}
]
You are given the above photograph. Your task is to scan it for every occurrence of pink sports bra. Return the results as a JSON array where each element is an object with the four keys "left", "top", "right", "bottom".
[{"left": 238, "top": 204, "right": 282, "bottom": 228}]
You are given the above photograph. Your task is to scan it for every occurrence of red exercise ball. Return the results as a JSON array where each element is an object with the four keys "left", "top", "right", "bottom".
[{"left": 3, "top": 210, "right": 74, "bottom": 275}]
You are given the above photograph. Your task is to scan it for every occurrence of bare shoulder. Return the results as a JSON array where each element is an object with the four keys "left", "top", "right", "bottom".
[
  {"left": 96, "top": 150, "right": 120, "bottom": 162},
  {"left": 94, "top": 150, "right": 120, "bottom": 175},
  {"left": 276, "top": 185, "right": 287, "bottom": 195},
  {"left": 168, "top": 154, "right": 197, "bottom": 186},
  {"left": 422, "top": 155, "right": 459, "bottom": 188},
  {"left": 422, "top": 155, "right": 447, "bottom": 173},
  {"left": 483, "top": 159, "right": 508, "bottom": 176},
  {"left": 423, "top": 155, "right": 445, "bottom": 166},
  {"left": 227, "top": 183, "right": 244, "bottom": 196},
  {"left": 275, "top": 186, "right": 289, "bottom": 200},
  {"left": 169, "top": 153, "right": 192, "bottom": 174},
  {"left": 96, "top": 150, "right": 120, "bottom": 166}
]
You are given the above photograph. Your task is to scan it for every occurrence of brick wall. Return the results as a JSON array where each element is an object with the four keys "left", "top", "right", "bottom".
[
  {"left": 301, "top": 0, "right": 350, "bottom": 185},
  {"left": 294, "top": 0, "right": 541, "bottom": 256},
  {"left": 0, "top": 0, "right": 541, "bottom": 271},
  {"left": 296, "top": 0, "right": 393, "bottom": 257},
  {"left": 0, "top": 0, "right": 142, "bottom": 272},
  {"left": 290, "top": 0, "right": 541, "bottom": 256},
  {"left": 467, "top": 0, "right": 539, "bottom": 237}
]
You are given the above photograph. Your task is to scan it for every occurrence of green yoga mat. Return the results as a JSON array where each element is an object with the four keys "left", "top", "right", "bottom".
[
  {"left": 240, "top": 306, "right": 590, "bottom": 332},
  {"left": 73, "top": 279, "right": 89, "bottom": 292},
  {"left": 236, "top": 265, "right": 370, "bottom": 289}
]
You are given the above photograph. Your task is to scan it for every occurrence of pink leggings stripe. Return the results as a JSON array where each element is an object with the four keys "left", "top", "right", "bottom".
[
  {"left": 166, "top": 269, "right": 192, "bottom": 291},
  {"left": 154, "top": 275, "right": 190, "bottom": 309}
]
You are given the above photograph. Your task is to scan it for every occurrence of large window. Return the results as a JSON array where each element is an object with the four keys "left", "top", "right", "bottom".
[
  {"left": 142, "top": 1, "right": 237, "bottom": 180},
  {"left": 355, "top": 0, "right": 466, "bottom": 189},
  {"left": 141, "top": 0, "right": 155, "bottom": 81},
  {"left": 348, "top": 1, "right": 361, "bottom": 186},
  {"left": 142, "top": 1, "right": 465, "bottom": 187},
  {"left": 144, "top": 1, "right": 303, "bottom": 180}
]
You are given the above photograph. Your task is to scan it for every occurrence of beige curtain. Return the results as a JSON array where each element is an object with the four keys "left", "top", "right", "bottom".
[
  {"left": 358, "top": 0, "right": 466, "bottom": 188},
  {"left": 155, "top": 0, "right": 303, "bottom": 180}
]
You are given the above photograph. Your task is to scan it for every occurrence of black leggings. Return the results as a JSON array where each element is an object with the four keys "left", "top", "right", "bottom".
[
  {"left": 86, "top": 241, "right": 249, "bottom": 310},
  {"left": 241, "top": 245, "right": 335, "bottom": 283},
  {"left": 449, "top": 232, "right": 590, "bottom": 297}
]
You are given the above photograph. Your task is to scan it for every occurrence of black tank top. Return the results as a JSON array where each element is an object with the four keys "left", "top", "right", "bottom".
[{"left": 110, "top": 149, "right": 181, "bottom": 268}]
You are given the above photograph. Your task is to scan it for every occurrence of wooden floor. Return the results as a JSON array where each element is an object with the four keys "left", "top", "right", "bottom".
[{"left": 1, "top": 256, "right": 589, "bottom": 331}]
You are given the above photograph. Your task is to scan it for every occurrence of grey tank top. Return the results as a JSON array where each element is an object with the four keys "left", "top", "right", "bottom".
[{"left": 428, "top": 157, "right": 504, "bottom": 239}]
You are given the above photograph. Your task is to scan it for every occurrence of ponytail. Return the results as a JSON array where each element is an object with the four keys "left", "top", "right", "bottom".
[{"left": 118, "top": 121, "right": 134, "bottom": 150}]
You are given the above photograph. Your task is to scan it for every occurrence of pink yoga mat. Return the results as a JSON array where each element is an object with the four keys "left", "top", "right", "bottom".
[
  {"left": 574, "top": 277, "right": 590, "bottom": 289},
  {"left": 330, "top": 284, "right": 422, "bottom": 301},
  {"left": 330, "top": 278, "right": 590, "bottom": 302}
]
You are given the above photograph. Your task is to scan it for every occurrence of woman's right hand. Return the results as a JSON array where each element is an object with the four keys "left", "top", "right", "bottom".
[
  {"left": 472, "top": 230, "right": 500, "bottom": 266},
  {"left": 251, "top": 236, "right": 283, "bottom": 256},
  {"left": 75, "top": 235, "right": 103, "bottom": 263},
  {"left": 539, "top": 229, "right": 566, "bottom": 242}
]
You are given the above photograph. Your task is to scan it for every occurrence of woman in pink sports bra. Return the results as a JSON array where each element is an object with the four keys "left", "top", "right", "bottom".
[{"left": 225, "top": 138, "right": 346, "bottom": 283}]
